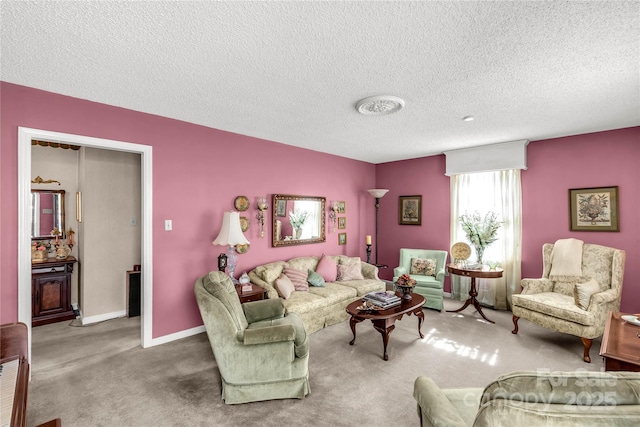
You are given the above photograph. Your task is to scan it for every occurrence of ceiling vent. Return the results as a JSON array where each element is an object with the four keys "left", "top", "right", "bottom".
[{"left": 356, "top": 95, "right": 405, "bottom": 115}]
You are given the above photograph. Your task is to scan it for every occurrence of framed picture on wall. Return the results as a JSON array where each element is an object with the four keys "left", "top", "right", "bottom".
[
  {"left": 398, "top": 195, "right": 422, "bottom": 225},
  {"left": 338, "top": 232, "right": 347, "bottom": 245},
  {"left": 338, "top": 217, "right": 346, "bottom": 229},
  {"left": 276, "top": 199, "right": 287, "bottom": 217},
  {"left": 569, "top": 186, "right": 619, "bottom": 231},
  {"left": 337, "top": 201, "right": 346, "bottom": 214}
]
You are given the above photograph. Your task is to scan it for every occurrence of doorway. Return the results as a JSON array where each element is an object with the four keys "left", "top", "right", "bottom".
[{"left": 17, "top": 127, "right": 154, "bottom": 356}]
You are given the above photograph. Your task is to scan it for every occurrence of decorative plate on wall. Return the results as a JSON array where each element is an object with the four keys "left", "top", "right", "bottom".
[
  {"left": 236, "top": 244, "right": 250, "bottom": 254},
  {"left": 239, "top": 216, "right": 250, "bottom": 232},
  {"left": 234, "top": 196, "right": 249, "bottom": 211}
]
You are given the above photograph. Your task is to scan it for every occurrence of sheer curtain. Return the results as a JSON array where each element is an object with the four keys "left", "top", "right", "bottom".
[{"left": 450, "top": 170, "right": 522, "bottom": 310}]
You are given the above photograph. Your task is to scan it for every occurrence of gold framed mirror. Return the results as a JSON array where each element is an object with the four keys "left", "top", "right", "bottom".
[
  {"left": 272, "top": 194, "right": 326, "bottom": 247},
  {"left": 31, "top": 189, "right": 65, "bottom": 240}
]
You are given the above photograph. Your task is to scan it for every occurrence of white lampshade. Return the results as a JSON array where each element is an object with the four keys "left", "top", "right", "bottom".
[
  {"left": 367, "top": 189, "right": 389, "bottom": 199},
  {"left": 212, "top": 211, "right": 250, "bottom": 246}
]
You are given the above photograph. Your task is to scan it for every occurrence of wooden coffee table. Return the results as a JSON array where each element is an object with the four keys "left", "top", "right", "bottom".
[
  {"left": 345, "top": 293, "right": 425, "bottom": 361},
  {"left": 599, "top": 311, "right": 640, "bottom": 372}
]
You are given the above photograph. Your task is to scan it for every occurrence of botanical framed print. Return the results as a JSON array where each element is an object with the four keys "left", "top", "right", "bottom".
[
  {"left": 337, "top": 201, "right": 346, "bottom": 214},
  {"left": 338, "top": 232, "right": 347, "bottom": 245},
  {"left": 569, "top": 186, "right": 619, "bottom": 231},
  {"left": 338, "top": 217, "right": 346, "bottom": 229},
  {"left": 398, "top": 195, "right": 422, "bottom": 225},
  {"left": 276, "top": 199, "right": 287, "bottom": 217}
]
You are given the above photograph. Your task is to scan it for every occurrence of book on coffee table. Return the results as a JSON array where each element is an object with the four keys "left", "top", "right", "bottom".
[{"left": 365, "top": 291, "right": 400, "bottom": 304}]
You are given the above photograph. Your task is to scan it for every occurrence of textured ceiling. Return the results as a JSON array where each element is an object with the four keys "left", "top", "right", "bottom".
[{"left": 2, "top": 1, "right": 638, "bottom": 164}]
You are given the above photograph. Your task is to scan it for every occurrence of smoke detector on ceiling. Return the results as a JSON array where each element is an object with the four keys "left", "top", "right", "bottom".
[{"left": 356, "top": 95, "right": 405, "bottom": 115}]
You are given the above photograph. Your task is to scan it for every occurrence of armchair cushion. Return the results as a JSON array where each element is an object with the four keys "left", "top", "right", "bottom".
[
  {"left": 512, "top": 292, "right": 596, "bottom": 326},
  {"left": 573, "top": 278, "right": 600, "bottom": 310},
  {"left": 410, "top": 258, "right": 437, "bottom": 277},
  {"left": 242, "top": 298, "right": 286, "bottom": 323},
  {"left": 248, "top": 312, "right": 309, "bottom": 357},
  {"left": 243, "top": 324, "right": 296, "bottom": 345}
]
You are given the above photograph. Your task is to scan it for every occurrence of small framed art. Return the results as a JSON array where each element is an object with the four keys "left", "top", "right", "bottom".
[
  {"left": 337, "top": 201, "right": 346, "bottom": 214},
  {"left": 398, "top": 195, "right": 422, "bottom": 225},
  {"left": 276, "top": 199, "right": 287, "bottom": 217},
  {"left": 569, "top": 186, "right": 619, "bottom": 231},
  {"left": 338, "top": 232, "right": 347, "bottom": 245},
  {"left": 338, "top": 217, "right": 346, "bottom": 229}
]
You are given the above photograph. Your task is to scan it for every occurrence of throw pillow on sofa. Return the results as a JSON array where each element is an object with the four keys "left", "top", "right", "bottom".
[
  {"left": 337, "top": 263, "right": 364, "bottom": 281},
  {"left": 315, "top": 254, "right": 338, "bottom": 281},
  {"left": 275, "top": 273, "right": 295, "bottom": 299},
  {"left": 307, "top": 269, "right": 326, "bottom": 287},
  {"left": 283, "top": 266, "right": 309, "bottom": 291},
  {"left": 410, "top": 258, "right": 437, "bottom": 277}
]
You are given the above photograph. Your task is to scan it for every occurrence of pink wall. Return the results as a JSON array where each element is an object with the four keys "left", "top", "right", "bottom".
[
  {"left": 3, "top": 82, "right": 638, "bottom": 340},
  {"left": 375, "top": 128, "right": 639, "bottom": 313},
  {"left": 0, "top": 82, "right": 376, "bottom": 337}
]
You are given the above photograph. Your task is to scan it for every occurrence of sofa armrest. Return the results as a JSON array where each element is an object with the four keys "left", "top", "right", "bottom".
[
  {"left": 520, "top": 278, "right": 553, "bottom": 295},
  {"left": 248, "top": 271, "right": 279, "bottom": 299},
  {"left": 361, "top": 262, "right": 380, "bottom": 280},
  {"left": 413, "top": 376, "right": 468, "bottom": 427},
  {"left": 435, "top": 267, "right": 446, "bottom": 283},
  {"left": 394, "top": 266, "right": 407, "bottom": 278},
  {"left": 243, "top": 324, "right": 295, "bottom": 345},
  {"left": 243, "top": 298, "right": 285, "bottom": 323}
]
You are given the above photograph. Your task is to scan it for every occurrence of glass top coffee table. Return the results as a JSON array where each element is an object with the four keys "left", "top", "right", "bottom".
[{"left": 345, "top": 293, "right": 425, "bottom": 361}]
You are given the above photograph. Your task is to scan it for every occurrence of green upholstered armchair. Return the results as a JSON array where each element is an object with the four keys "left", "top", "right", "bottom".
[
  {"left": 393, "top": 249, "right": 448, "bottom": 311},
  {"left": 194, "top": 271, "right": 310, "bottom": 404}
]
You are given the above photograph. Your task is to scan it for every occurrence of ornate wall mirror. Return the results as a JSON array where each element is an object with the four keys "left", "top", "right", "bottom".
[
  {"left": 272, "top": 194, "right": 326, "bottom": 247},
  {"left": 31, "top": 189, "right": 65, "bottom": 239}
]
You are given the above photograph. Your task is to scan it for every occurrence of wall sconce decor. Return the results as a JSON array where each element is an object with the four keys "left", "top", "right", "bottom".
[
  {"left": 256, "top": 196, "right": 268, "bottom": 238},
  {"left": 329, "top": 201, "right": 339, "bottom": 232},
  {"left": 212, "top": 211, "right": 250, "bottom": 283}
]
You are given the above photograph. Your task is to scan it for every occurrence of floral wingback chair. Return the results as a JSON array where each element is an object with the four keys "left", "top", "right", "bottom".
[
  {"left": 512, "top": 241, "right": 626, "bottom": 363},
  {"left": 194, "top": 271, "right": 310, "bottom": 404},
  {"left": 393, "top": 249, "right": 448, "bottom": 311}
]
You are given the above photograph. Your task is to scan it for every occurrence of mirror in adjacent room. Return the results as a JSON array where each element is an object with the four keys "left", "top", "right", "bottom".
[
  {"left": 272, "top": 194, "right": 326, "bottom": 247},
  {"left": 31, "top": 189, "right": 65, "bottom": 240}
]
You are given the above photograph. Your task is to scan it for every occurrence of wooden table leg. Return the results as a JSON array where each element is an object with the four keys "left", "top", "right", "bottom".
[
  {"left": 446, "top": 277, "right": 495, "bottom": 323},
  {"left": 371, "top": 317, "right": 399, "bottom": 361},
  {"left": 349, "top": 316, "right": 363, "bottom": 345},
  {"left": 413, "top": 308, "right": 425, "bottom": 338}
]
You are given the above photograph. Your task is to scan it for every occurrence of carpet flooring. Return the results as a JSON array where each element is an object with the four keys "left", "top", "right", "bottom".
[{"left": 28, "top": 298, "right": 603, "bottom": 426}]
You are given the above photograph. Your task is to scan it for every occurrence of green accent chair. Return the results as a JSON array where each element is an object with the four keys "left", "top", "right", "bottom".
[
  {"left": 194, "top": 271, "right": 310, "bottom": 404},
  {"left": 393, "top": 249, "right": 448, "bottom": 311}
]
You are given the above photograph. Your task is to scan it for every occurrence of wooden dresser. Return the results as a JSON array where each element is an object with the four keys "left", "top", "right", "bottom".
[{"left": 31, "top": 257, "right": 77, "bottom": 326}]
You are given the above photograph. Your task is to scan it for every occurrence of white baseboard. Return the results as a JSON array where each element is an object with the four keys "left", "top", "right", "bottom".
[
  {"left": 150, "top": 325, "right": 206, "bottom": 347},
  {"left": 81, "top": 310, "right": 127, "bottom": 325}
]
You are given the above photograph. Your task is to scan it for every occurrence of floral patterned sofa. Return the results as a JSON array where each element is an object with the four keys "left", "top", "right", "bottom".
[{"left": 248, "top": 255, "right": 385, "bottom": 333}]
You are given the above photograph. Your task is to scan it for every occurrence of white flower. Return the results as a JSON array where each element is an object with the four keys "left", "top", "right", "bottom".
[{"left": 289, "top": 209, "right": 310, "bottom": 229}]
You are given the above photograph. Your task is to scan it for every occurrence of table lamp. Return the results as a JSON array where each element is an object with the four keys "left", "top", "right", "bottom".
[{"left": 212, "top": 211, "right": 250, "bottom": 283}]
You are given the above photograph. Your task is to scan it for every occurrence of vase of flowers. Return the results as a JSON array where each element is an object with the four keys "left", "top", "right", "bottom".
[
  {"left": 395, "top": 273, "right": 417, "bottom": 300},
  {"left": 289, "top": 209, "right": 310, "bottom": 239},
  {"left": 459, "top": 211, "right": 502, "bottom": 265}
]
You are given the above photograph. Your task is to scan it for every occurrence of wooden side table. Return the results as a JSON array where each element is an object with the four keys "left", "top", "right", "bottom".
[
  {"left": 600, "top": 311, "right": 640, "bottom": 372},
  {"left": 235, "top": 283, "right": 267, "bottom": 304},
  {"left": 446, "top": 263, "right": 503, "bottom": 324}
]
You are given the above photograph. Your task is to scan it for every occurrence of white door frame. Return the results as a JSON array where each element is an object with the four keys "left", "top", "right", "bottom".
[{"left": 18, "top": 127, "right": 153, "bottom": 353}]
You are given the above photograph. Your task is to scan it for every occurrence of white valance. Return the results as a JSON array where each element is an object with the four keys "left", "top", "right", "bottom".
[{"left": 444, "top": 140, "right": 529, "bottom": 176}]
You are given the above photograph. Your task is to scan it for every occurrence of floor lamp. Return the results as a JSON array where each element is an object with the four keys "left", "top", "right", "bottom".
[{"left": 367, "top": 189, "right": 389, "bottom": 266}]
